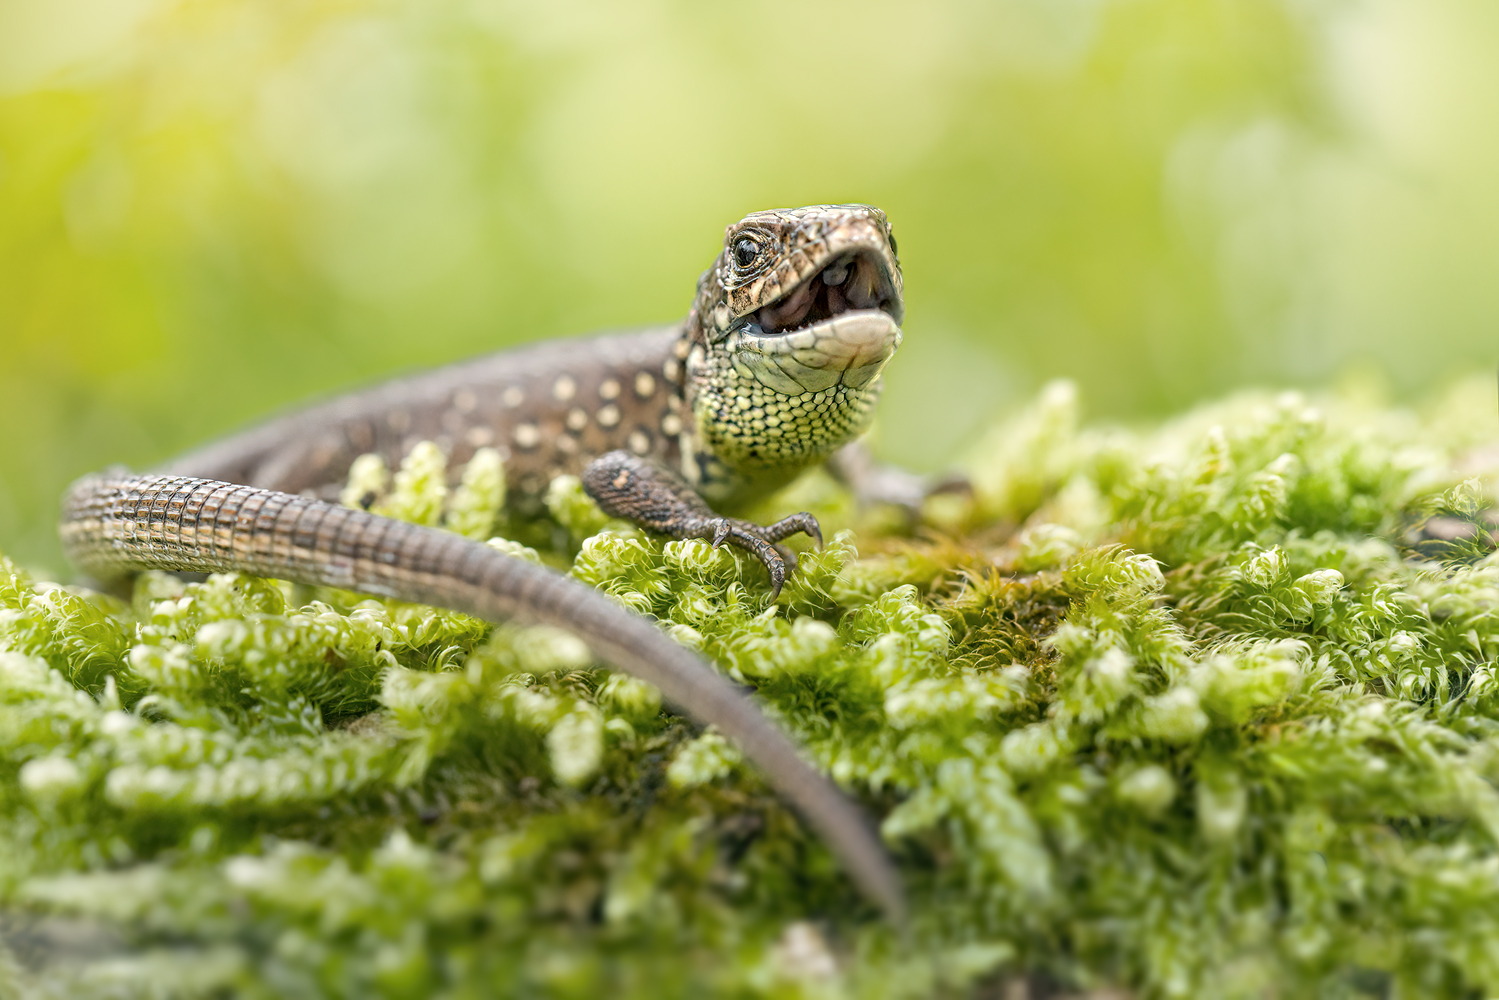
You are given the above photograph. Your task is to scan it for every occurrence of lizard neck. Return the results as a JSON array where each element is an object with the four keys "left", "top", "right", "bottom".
[{"left": 672, "top": 309, "right": 890, "bottom": 510}]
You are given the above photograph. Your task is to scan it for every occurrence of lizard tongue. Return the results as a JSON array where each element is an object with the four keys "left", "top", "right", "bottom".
[
  {"left": 756, "top": 280, "right": 816, "bottom": 334},
  {"left": 825, "top": 282, "right": 847, "bottom": 315},
  {"left": 844, "top": 255, "right": 884, "bottom": 311},
  {"left": 753, "top": 253, "right": 891, "bottom": 335}
]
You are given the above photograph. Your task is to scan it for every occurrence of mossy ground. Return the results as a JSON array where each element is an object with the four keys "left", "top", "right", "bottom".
[{"left": 6, "top": 379, "right": 1499, "bottom": 998}]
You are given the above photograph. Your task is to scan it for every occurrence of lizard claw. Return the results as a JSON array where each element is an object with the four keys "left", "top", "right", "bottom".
[
  {"left": 761, "top": 511, "right": 822, "bottom": 548},
  {"left": 764, "top": 555, "right": 787, "bottom": 601},
  {"left": 690, "top": 518, "right": 795, "bottom": 598},
  {"left": 729, "top": 514, "right": 819, "bottom": 598}
]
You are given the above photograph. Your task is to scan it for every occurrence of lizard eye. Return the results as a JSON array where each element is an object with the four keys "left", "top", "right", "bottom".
[
  {"left": 888, "top": 230, "right": 899, "bottom": 257},
  {"left": 732, "top": 236, "right": 763, "bottom": 270}
]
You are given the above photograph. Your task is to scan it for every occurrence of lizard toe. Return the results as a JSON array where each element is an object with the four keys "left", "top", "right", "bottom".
[
  {"left": 698, "top": 519, "right": 789, "bottom": 597},
  {"left": 762, "top": 511, "right": 822, "bottom": 547}
]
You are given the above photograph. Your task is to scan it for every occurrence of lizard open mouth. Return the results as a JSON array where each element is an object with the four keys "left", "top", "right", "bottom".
[
  {"left": 730, "top": 250, "right": 903, "bottom": 395},
  {"left": 750, "top": 251, "right": 901, "bottom": 336}
]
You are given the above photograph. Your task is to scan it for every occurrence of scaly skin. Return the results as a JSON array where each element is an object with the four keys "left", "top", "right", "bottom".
[{"left": 60, "top": 204, "right": 908, "bottom": 923}]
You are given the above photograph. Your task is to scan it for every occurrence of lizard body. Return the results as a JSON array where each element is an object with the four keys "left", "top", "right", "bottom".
[
  {"left": 159, "top": 327, "right": 687, "bottom": 510},
  {"left": 60, "top": 205, "right": 908, "bottom": 922}
]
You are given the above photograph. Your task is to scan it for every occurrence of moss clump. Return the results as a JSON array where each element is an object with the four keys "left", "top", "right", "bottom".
[{"left": 6, "top": 380, "right": 1499, "bottom": 998}]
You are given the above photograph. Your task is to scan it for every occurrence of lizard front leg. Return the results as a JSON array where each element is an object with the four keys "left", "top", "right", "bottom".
[{"left": 582, "top": 450, "right": 820, "bottom": 599}]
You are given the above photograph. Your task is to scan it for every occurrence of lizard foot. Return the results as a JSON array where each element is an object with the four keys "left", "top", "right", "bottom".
[
  {"left": 582, "top": 450, "right": 820, "bottom": 599},
  {"left": 704, "top": 513, "right": 821, "bottom": 599}
]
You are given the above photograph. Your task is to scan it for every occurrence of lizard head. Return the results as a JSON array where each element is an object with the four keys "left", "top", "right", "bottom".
[{"left": 682, "top": 204, "right": 904, "bottom": 476}]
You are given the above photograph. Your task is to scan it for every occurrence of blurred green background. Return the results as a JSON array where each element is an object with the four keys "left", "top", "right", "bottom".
[{"left": 3, "top": 0, "right": 1497, "bottom": 573}]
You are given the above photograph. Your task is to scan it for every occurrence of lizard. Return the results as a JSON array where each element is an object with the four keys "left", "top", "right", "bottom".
[{"left": 59, "top": 204, "right": 911, "bottom": 925}]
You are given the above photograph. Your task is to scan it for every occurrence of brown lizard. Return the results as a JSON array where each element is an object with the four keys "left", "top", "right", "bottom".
[{"left": 60, "top": 204, "right": 911, "bottom": 924}]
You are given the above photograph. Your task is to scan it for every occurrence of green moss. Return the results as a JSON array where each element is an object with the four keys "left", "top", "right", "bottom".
[{"left": 6, "top": 380, "right": 1499, "bottom": 997}]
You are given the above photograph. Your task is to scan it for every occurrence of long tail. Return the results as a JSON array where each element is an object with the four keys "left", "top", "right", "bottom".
[{"left": 60, "top": 472, "right": 906, "bottom": 924}]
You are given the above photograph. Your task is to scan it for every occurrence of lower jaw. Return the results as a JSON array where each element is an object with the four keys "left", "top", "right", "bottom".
[{"left": 731, "top": 314, "right": 901, "bottom": 396}]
